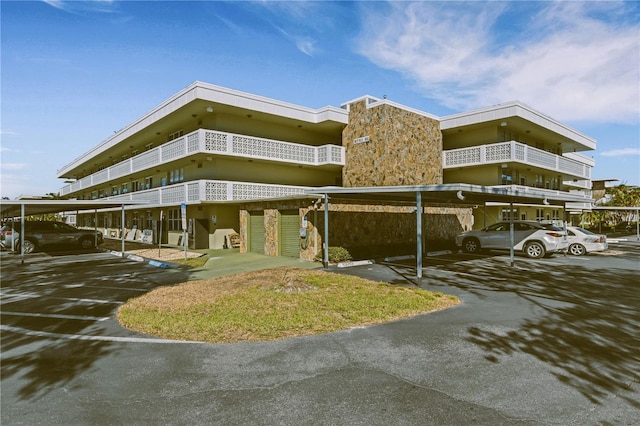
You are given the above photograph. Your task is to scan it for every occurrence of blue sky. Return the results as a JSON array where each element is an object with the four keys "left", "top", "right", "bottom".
[{"left": 1, "top": 0, "right": 639, "bottom": 199}]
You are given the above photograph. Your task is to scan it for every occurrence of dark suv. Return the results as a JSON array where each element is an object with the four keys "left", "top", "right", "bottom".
[{"left": 0, "top": 221, "right": 103, "bottom": 253}]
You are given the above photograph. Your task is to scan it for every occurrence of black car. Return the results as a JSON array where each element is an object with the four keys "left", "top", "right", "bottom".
[{"left": 2, "top": 221, "right": 103, "bottom": 253}]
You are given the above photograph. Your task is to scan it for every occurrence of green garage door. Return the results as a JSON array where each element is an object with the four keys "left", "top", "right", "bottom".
[
  {"left": 249, "top": 212, "right": 265, "bottom": 254},
  {"left": 279, "top": 211, "right": 300, "bottom": 258}
]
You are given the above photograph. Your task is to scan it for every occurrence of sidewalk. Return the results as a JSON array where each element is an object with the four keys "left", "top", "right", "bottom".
[
  {"left": 189, "top": 249, "right": 320, "bottom": 280},
  {"left": 101, "top": 238, "right": 320, "bottom": 280}
]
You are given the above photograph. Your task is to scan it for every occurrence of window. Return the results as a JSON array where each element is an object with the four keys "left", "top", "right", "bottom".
[
  {"left": 536, "top": 209, "right": 544, "bottom": 221},
  {"left": 145, "top": 211, "right": 153, "bottom": 229},
  {"left": 500, "top": 208, "right": 517, "bottom": 221},
  {"left": 122, "top": 183, "right": 128, "bottom": 193},
  {"left": 132, "top": 181, "right": 139, "bottom": 192},
  {"left": 144, "top": 177, "right": 153, "bottom": 190},
  {"left": 501, "top": 169, "right": 513, "bottom": 185},
  {"left": 112, "top": 185, "right": 119, "bottom": 196},
  {"left": 167, "top": 130, "right": 184, "bottom": 141},
  {"left": 168, "top": 208, "right": 181, "bottom": 231},
  {"left": 169, "top": 168, "right": 184, "bottom": 184}
]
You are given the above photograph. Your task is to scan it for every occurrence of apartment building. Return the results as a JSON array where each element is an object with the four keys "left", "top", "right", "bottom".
[{"left": 58, "top": 81, "right": 595, "bottom": 259}]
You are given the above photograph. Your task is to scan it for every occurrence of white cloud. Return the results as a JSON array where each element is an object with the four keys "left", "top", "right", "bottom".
[
  {"left": 357, "top": 1, "right": 639, "bottom": 123},
  {"left": 600, "top": 148, "right": 640, "bottom": 157},
  {"left": 43, "top": 0, "right": 117, "bottom": 14},
  {"left": 274, "top": 26, "right": 318, "bottom": 56},
  {"left": 1, "top": 163, "right": 26, "bottom": 170}
]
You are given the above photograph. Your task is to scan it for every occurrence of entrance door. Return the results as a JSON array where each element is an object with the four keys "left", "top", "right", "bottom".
[
  {"left": 249, "top": 212, "right": 265, "bottom": 254},
  {"left": 279, "top": 210, "right": 300, "bottom": 258}
]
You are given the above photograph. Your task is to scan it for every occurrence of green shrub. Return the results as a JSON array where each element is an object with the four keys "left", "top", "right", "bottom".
[{"left": 315, "top": 246, "right": 353, "bottom": 263}]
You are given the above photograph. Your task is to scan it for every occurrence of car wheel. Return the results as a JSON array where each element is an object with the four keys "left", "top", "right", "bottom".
[
  {"left": 524, "top": 241, "right": 545, "bottom": 259},
  {"left": 79, "top": 237, "right": 95, "bottom": 250},
  {"left": 462, "top": 238, "right": 481, "bottom": 254},
  {"left": 16, "top": 239, "right": 36, "bottom": 254},
  {"left": 568, "top": 243, "right": 586, "bottom": 256}
]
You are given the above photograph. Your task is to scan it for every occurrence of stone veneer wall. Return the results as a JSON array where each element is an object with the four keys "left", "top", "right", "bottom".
[
  {"left": 342, "top": 100, "right": 443, "bottom": 187},
  {"left": 317, "top": 203, "right": 472, "bottom": 259}
]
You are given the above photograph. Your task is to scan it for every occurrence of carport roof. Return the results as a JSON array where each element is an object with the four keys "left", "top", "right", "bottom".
[
  {"left": 0, "top": 200, "right": 147, "bottom": 218},
  {"left": 305, "top": 183, "right": 591, "bottom": 206}
]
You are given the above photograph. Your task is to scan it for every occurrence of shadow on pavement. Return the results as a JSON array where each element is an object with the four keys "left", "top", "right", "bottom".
[
  {"left": 1, "top": 252, "right": 191, "bottom": 401},
  {"left": 425, "top": 257, "right": 640, "bottom": 406}
]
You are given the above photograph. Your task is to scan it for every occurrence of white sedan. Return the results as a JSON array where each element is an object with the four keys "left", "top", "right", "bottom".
[
  {"left": 456, "top": 221, "right": 568, "bottom": 259},
  {"left": 565, "top": 226, "right": 608, "bottom": 256}
]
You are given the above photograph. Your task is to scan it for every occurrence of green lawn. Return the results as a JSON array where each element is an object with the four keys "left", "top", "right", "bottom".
[{"left": 117, "top": 267, "right": 460, "bottom": 343}]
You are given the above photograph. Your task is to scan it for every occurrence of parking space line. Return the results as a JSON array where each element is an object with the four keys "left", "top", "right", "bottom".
[
  {"left": 1, "top": 311, "right": 110, "bottom": 321},
  {"left": 0, "top": 324, "right": 204, "bottom": 344}
]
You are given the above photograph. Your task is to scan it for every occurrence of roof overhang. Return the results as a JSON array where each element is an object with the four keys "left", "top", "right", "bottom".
[
  {"left": 440, "top": 101, "right": 596, "bottom": 151},
  {"left": 57, "top": 81, "right": 349, "bottom": 178},
  {"left": 304, "top": 184, "right": 591, "bottom": 207},
  {"left": 0, "top": 200, "right": 148, "bottom": 218}
]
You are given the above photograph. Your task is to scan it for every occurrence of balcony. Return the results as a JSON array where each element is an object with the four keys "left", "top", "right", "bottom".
[
  {"left": 61, "top": 129, "right": 345, "bottom": 196},
  {"left": 443, "top": 141, "right": 591, "bottom": 179},
  {"left": 102, "top": 179, "right": 310, "bottom": 205}
]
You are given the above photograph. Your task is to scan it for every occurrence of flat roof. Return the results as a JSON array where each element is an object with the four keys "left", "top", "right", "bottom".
[
  {"left": 0, "top": 200, "right": 147, "bottom": 218},
  {"left": 440, "top": 101, "right": 596, "bottom": 150},
  {"left": 305, "top": 184, "right": 591, "bottom": 207}
]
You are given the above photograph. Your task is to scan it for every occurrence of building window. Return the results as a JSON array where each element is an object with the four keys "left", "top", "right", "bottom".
[
  {"left": 168, "top": 208, "right": 181, "bottom": 231},
  {"left": 501, "top": 208, "right": 517, "bottom": 221},
  {"left": 501, "top": 170, "right": 513, "bottom": 185},
  {"left": 122, "top": 183, "right": 128, "bottom": 193},
  {"left": 132, "top": 181, "right": 139, "bottom": 192},
  {"left": 536, "top": 208, "right": 544, "bottom": 221},
  {"left": 167, "top": 130, "right": 184, "bottom": 141},
  {"left": 145, "top": 211, "right": 153, "bottom": 229},
  {"left": 145, "top": 177, "right": 153, "bottom": 190},
  {"left": 169, "top": 168, "right": 184, "bottom": 184},
  {"left": 112, "top": 185, "right": 119, "bottom": 196}
]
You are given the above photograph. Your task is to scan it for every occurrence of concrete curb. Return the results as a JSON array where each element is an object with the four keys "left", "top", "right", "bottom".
[{"left": 106, "top": 249, "right": 171, "bottom": 269}]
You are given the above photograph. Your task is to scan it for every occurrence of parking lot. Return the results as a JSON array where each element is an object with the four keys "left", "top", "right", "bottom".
[{"left": 1, "top": 241, "right": 639, "bottom": 425}]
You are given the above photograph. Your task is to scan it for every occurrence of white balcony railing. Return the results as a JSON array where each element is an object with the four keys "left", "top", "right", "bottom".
[
  {"left": 102, "top": 179, "right": 309, "bottom": 205},
  {"left": 61, "top": 129, "right": 344, "bottom": 196},
  {"left": 443, "top": 141, "right": 591, "bottom": 179}
]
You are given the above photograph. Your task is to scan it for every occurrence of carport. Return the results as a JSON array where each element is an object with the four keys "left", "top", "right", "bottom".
[
  {"left": 0, "top": 199, "right": 146, "bottom": 262},
  {"left": 306, "top": 183, "right": 592, "bottom": 278}
]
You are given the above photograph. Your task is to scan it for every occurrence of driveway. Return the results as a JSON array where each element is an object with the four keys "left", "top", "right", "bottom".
[{"left": 1, "top": 244, "right": 639, "bottom": 425}]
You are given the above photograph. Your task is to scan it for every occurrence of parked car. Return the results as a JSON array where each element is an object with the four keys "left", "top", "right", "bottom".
[
  {"left": 0, "top": 224, "right": 15, "bottom": 250},
  {"left": 565, "top": 226, "right": 608, "bottom": 256},
  {"left": 0, "top": 221, "right": 103, "bottom": 254},
  {"left": 456, "top": 221, "right": 568, "bottom": 259}
]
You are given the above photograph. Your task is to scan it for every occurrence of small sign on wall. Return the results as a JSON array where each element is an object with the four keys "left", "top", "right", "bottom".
[{"left": 354, "top": 135, "right": 370, "bottom": 144}]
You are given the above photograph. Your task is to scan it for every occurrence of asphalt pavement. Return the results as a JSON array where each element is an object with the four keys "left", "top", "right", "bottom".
[{"left": 1, "top": 241, "right": 639, "bottom": 425}]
